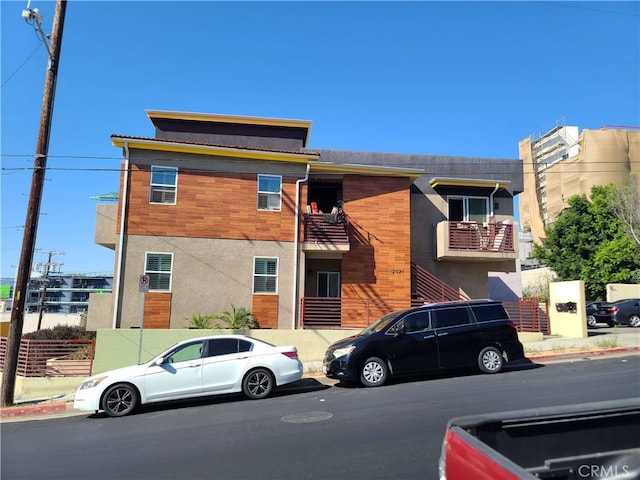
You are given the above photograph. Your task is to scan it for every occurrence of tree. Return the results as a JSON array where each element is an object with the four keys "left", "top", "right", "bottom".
[
  {"left": 530, "top": 185, "right": 640, "bottom": 299},
  {"left": 609, "top": 173, "right": 640, "bottom": 247}
]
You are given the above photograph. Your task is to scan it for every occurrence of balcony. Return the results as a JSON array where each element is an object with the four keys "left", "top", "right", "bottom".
[
  {"left": 95, "top": 203, "right": 118, "bottom": 249},
  {"left": 302, "top": 213, "right": 350, "bottom": 252},
  {"left": 435, "top": 221, "right": 518, "bottom": 262}
]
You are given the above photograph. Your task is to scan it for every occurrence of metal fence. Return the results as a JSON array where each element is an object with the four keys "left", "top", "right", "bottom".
[{"left": 0, "top": 338, "right": 95, "bottom": 377}]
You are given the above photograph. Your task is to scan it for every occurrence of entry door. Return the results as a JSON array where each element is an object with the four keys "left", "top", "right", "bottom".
[
  {"left": 144, "top": 340, "right": 204, "bottom": 401},
  {"left": 317, "top": 272, "right": 340, "bottom": 297}
]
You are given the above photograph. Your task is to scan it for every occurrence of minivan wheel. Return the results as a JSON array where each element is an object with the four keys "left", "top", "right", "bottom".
[
  {"left": 629, "top": 315, "right": 640, "bottom": 328},
  {"left": 360, "top": 357, "right": 388, "bottom": 387},
  {"left": 478, "top": 347, "right": 504, "bottom": 374},
  {"left": 587, "top": 315, "right": 597, "bottom": 327}
]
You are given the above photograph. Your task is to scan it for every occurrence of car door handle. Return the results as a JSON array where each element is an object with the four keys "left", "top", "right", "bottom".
[
  {"left": 187, "top": 362, "right": 200, "bottom": 368},
  {"left": 438, "top": 332, "right": 449, "bottom": 336},
  {"left": 423, "top": 335, "right": 435, "bottom": 339}
]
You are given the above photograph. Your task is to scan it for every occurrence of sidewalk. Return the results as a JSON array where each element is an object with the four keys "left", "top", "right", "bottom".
[{"left": 2, "top": 329, "right": 638, "bottom": 420}]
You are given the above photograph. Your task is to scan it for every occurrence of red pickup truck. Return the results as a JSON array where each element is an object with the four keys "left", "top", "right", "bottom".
[{"left": 439, "top": 399, "right": 640, "bottom": 480}]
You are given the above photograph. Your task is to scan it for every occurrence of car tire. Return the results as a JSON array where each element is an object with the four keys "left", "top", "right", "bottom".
[
  {"left": 102, "top": 383, "right": 138, "bottom": 417},
  {"left": 478, "top": 346, "right": 504, "bottom": 374},
  {"left": 360, "top": 357, "right": 388, "bottom": 387},
  {"left": 242, "top": 368, "right": 274, "bottom": 399},
  {"left": 629, "top": 315, "right": 640, "bottom": 328},
  {"left": 587, "top": 315, "right": 597, "bottom": 328}
]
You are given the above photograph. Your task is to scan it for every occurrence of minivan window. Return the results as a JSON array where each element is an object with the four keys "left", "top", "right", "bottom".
[
  {"left": 401, "top": 311, "right": 431, "bottom": 332},
  {"left": 432, "top": 307, "right": 471, "bottom": 328},
  {"left": 360, "top": 311, "right": 404, "bottom": 335},
  {"left": 471, "top": 304, "right": 510, "bottom": 322}
]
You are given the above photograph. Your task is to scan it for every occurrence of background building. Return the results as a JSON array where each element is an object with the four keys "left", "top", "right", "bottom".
[{"left": 519, "top": 123, "right": 640, "bottom": 242}]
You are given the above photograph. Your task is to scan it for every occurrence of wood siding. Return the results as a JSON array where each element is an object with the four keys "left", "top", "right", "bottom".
[
  {"left": 252, "top": 295, "right": 279, "bottom": 329},
  {"left": 143, "top": 293, "right": 171, "bottom": 329},
  {"left": 341, "top": 176, "right": 413, "bottom": 327},
  {"left": 124, "top": 166, "right": 298, "bottom": 242}
]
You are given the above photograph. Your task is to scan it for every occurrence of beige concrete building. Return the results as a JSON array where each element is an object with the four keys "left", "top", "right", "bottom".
[{"left": 519, "top": 125, "right": 640, "bottom": 242}]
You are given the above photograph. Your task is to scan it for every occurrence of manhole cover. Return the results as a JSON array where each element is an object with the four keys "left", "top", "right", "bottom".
[{"left": 281, "top": 411, "right": 334, "bottom": 424}]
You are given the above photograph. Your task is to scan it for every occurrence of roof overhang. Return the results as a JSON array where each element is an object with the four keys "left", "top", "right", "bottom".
[
  {"left": 429, "top": 177, "right": 511, "bottom": 189},
  {"left": 111, "top": 136, "right": 320, "bottom": 163},
  {"left": 145, "top": 110, "right": 313, "bottom": 147}
]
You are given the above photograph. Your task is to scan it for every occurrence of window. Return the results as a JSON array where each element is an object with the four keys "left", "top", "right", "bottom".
[
  {"left": 165, "top": 341, "right": 204, "bottom": 363},
  {"left": 257, "top": 175, "right": 282, "bottom": 211},
  {"left": 432, "top": 307, "right": 471, "bottom": 328},
  {"left": 471, "top": 304, "right": 510, "bottom": 322},
  {"left": 401, "top": 311, "right": 431, "bottom": 332},
  {"left": 150, "top": 166, "right": 177, "bottom": 204},
  {"left": 145, "top": 252, "right": 173, "bottom": 291},
  {"left": 253, "top": 257, "right": 278, "bottom": 293},
  {"left": 448, "top": 196, "right": 489, "bottom": 223},
  {"left": 318, "top": 272, "right": 340, "bottom": 297}
]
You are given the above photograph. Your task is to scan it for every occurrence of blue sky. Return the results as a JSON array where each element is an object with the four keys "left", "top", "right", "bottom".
[{"left": 1, "top": 1, "right": 639, "bottom": 279}]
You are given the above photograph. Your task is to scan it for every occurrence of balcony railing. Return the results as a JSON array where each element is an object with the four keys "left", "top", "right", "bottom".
[
  {"left": 448, "top": 221, "right": 515, "bottom": 252},
  {"left": 302, "top": 213, "right": 349, "bottom": 250}
]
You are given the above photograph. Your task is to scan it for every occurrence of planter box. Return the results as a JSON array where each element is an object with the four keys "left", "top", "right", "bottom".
[{"left": 45, "top": 358, "right": 92, "bottom": 377}]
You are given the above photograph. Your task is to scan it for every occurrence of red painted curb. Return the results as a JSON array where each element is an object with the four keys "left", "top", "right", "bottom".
[
  {"left": 528, "top": 346, "right": 640, "bottom": 362},
  {"left": 0, "top": 402, "right": 68, "bottom": 417}
]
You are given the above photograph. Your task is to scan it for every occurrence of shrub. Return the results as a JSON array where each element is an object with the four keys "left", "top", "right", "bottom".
[{"left": 22, "top": 324, "right": 95, "bottom": 341}]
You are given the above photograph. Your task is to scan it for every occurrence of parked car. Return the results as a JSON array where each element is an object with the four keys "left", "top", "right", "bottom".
[
  {"left": 586, "top": 300, "right": 610, "bottom": 327},
  {"left": 323, "top": 299, "right": 525, "bottom": 387},
  {"left": 593, "top": 299, "right": 640, "bottom": 328},
  {"left": 74, "top": 335, "right": 303, "bottom": 417}
]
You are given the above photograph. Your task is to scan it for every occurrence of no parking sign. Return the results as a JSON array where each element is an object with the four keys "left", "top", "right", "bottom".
[{"left": 138, "top": 275, "right": 150, "bottom": 293}]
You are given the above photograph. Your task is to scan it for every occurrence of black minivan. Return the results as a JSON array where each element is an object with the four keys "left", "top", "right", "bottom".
[{"left": 323, "top": 299, "right": 525, "bottom": 387}]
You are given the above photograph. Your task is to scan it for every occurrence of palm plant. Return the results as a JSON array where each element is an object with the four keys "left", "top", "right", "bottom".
[
  {"left": 214, "top": 305, "right": 257, "bottom": 329},
  {"left": 186, "top": 314, "right": 214, "bottom": 329}
]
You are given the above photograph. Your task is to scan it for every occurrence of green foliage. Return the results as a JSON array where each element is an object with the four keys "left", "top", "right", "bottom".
[
  {"left": 214, "top": 305, "right": 258, "bottom": 329},
  {"left": 22, "top": 324, "right": 95, "bottom": 340},
  {"left": 530, "top": 185, "right": 640, "bottom": 299},
  {"left": 186, "top": 314, "right": 215, "bottom": 329}
]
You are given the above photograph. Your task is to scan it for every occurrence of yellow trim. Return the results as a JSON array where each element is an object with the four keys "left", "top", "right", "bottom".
[
  {"left": 430, "top": 177, "right": 510, "bottom": 189},
  {"left": 145, "top": 110, "right": 312, "bottom": 131},
  {"left": 111, "top": 137, "right": 319, "bottom": 163}
]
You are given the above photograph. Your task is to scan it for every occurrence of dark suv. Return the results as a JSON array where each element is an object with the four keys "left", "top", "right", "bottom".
[{"left": 323, "top": 299, "right": 525, "bottom": 387}]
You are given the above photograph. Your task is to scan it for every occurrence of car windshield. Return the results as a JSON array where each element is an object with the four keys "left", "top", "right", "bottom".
[{"left": 358, "top": 310, "right": 405, "bottom": 336}]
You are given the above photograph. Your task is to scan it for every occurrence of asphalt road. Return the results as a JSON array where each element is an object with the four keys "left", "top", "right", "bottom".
[{"left": 2, "top": 355, "right": 639, "bottom": 480}]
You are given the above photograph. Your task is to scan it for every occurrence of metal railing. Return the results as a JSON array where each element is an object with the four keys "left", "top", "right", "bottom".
[
  {"left": 303, "top": 213, "right": 349, "bottom": 245},
  {"left": 448, "top": 222, "right": 515, "bottom": 252},
  {"left": 0, "top": 338, "right": 95, "bottom": 377},
  {"left": 300, "top": 296, "right": 549, "bottom": 333}
]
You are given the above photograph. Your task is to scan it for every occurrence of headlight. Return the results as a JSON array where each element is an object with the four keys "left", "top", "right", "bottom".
[
  {"left": 79, "top": 376, "right": 107, "bottom": 390},
  {"left": 332, "top": 345, "right": 355, "bottom": 359}
]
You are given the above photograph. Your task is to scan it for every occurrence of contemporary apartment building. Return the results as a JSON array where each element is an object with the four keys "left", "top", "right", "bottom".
[
  {"left": 1, "top": 273, "right": 112, "bottom": 314},
  {"left": 519, "top": 124, "right": 640, "bottom": 242},
  {"left": 88, "top": 110, "right": 522, "bottom": 331}
]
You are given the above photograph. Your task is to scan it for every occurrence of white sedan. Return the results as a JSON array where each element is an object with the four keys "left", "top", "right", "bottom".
[{"left": 74, "top": 335, "right": 304, "bottom": 417}]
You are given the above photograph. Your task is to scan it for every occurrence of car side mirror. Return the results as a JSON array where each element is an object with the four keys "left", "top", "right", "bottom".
[
  {"left": 395, "top": 325, "right": 406, "bottom": 336},
  {"left": 154, "top": 357, "right": 165, "bottom": 366}
]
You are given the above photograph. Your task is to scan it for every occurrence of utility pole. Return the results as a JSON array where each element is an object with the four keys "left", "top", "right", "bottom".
[
  {"left": 1, "top": 0, "right": 67, "bottom": 407},
  {"left": 34, "top": 249, "right": 64, "bottom": 330}
]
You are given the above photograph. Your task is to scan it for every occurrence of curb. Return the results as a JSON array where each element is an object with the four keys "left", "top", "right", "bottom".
[
  {"left": 527, "top": 346, "right": 640, "bottom": 362},
  {"left": 1, "top": 402, "right": 68, "bottom": 418}
]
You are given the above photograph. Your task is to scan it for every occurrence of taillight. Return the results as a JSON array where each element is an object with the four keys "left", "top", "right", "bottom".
[
  {"left": 281, "top": 351, "right": 298, "bottom": 359},
  {"left": 611, "top": 307, "right": 619, "bottom": 314},
  {"left": 507, "top": 320, "right": 517, "bottom": 329}
]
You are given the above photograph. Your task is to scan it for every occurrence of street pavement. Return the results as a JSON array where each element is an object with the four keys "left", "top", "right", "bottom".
[{"left": 1, "top": 326, "right": 638, "bottom": 421}]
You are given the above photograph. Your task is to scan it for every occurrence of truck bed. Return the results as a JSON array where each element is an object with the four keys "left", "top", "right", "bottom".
[{"left": 442, "top": 398, "right": 640, "bottom": 480}]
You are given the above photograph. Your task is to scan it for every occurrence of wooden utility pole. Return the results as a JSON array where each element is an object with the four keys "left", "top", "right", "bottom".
[{"left": 1, "top": 0, "right": 67, "bottom": 406}]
